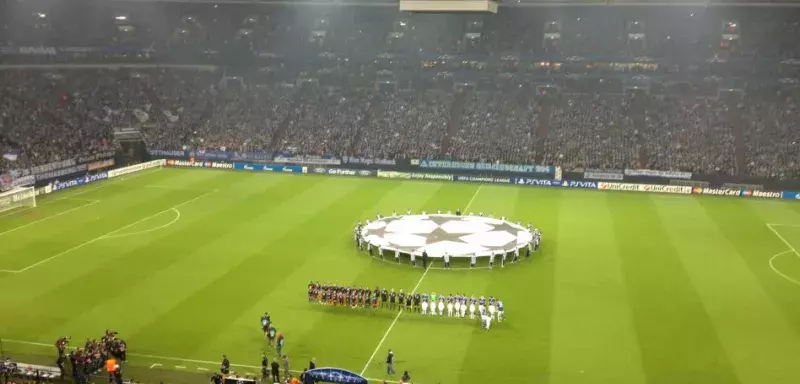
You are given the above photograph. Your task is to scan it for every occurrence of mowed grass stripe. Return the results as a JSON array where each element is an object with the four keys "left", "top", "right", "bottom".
[
  {"left": 287, "top": 180, "right": 448, "bottom": 371},
  {"left": 306, "top": 182, "right": 480, "bottom": 376},
  {"left": 118, "top": 173, "right": 330, "bottom": 355},
  {"left": 454, "top": 185, "right": 556, "bottom": 384},
  {"left": 355, "top": 183, "right": 498, "bottom": 382},
  {"left": 654, "top": 197, "right": 800, "bottom": 384},
  {"left": 41, "top": 171, "right": 303, "bottom": 342},
  {"left": 550, "top": 190, "right": 646, "bottom": 384},
  {"left": 0, "top": 171, "right": 275, "bottom": 338},
  {"left": 199, "top": 178, "right": 418, "bottom": 370},
  {"left": 0, "top": 171, "right": 221, "bottom": 271},
  {"left": 126, "top": 176, "right": 382, "bottom": 357},
  {"left": 698, "top": 197, "right": 800, "bottom": 336},
  {"left": 608, "top": 193, "right": 741, "bottom": 384}
]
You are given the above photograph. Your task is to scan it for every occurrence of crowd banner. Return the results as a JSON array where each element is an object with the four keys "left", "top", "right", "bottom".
[
  {"left": 624, "top": 169, "right": 692, "bottom": 180},
  {"left": 0, "top": 173, "right": 35, "bottom": 191},
  {"left": 691, "top": 187, "right": 742, "bottom": 196},
  {"left": 598, "top": 182, "right": 692, "bottom": 194},
  {"left": 417, "top": 160, "right": 555, "bottom": 175},
  {"left": 584, "top": 170, "right": 624, "bottom": 181},
  {"left": 35, "top": 164, "right": 87, "bottom": 182},
  {"left": 341, "top": 156, "right": 397, "bottom": 166},
  {"left": 782, "top": 191, "right": 800, "bottom": 200},
  {"left": 77, "top": 151, "right": 115, "bottom": 164},
  {"left": 273, "top": 154, "right": 341, "bottom": 166}
]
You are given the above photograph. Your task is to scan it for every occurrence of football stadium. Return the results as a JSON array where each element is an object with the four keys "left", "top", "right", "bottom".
[{"left": 1, "top": 1, "right": 800, "bottom": 384}]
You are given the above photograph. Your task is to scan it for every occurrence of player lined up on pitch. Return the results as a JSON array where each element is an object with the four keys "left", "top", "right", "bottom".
[{"left": 307, "top": 282, "right": 504, "bottom": 329}]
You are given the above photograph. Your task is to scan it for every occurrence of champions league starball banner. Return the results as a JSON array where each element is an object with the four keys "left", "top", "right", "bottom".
[{"left": 304, "top": 368, "right": 368, "bottom": 384}]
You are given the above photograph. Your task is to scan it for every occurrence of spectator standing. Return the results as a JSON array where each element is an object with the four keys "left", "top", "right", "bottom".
[
  {"left": 271, "top": 358, "right": 280, "bottom": 383},
  {"left": 281, "top": 355, "right": 290, "bottom": 381},
  {"left": 308, "top": 358, "right": 316, "bottom": 370}
]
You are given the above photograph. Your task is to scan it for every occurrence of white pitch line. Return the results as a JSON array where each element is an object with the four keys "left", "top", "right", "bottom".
[
  {"left": 197, "top": 367, "right": 209, "bottom": 371},
  {"left": 149, "top": 363, "right": 162, "bottom": 369},
  {"left": 102, "top": 208, "right": 181, "bottom": 240},
  {"left": 1, "top": 338, "right": 401, "bottom": 383},
  {"left": 766, "top": 223, "right": 800, "bottom": 285},
  {"left": 768, "top": 223, "right": 800, "bottom": 228},
  {"left": 10, "top": 189, "right": 217, "bottom": 274},
  {"left": 769, "top": 251, "right": 800, "bottom": 285},
  {"left": 463, "top": 185, "right": 482, "bottom": 212},
  {"left": 0, "top": 200, "right": 100, "bottom": 237},
  {"left": 0, "top": 168, "right": 163, "bottom": 220},
  {"left": 175, "top": 365, "right": 186, "bottom": 369},
  {"left": 766, "top": 224, "right": 800, "bottom": 256},
  {"left": 359, "top": 262, "right": 433, "bottom": 376}
]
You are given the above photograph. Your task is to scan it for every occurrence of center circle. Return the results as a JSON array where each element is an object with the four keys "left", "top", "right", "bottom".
[{"left": 360, "top": 214, "right": 532, "bottom": 258}]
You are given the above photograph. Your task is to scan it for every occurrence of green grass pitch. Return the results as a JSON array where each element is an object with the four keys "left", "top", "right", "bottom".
[{"left": 1, "top": 167, "right": 800, "bottom": 384}]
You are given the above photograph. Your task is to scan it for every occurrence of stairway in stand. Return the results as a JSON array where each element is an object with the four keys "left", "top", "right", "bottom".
[
  {"left": 440, "top": 91, "right": 467, "bottom": 157},
  {"left": 532, "top": 102, "right": 551, "bottom": 164},
  {"left": 729, "top": 107, "right": 746, "bottom": 176},
  {"left": 269, "top": 92, "right": 303, "bottom": 151},
  {"left": 348, "top": 95, "right": 382, "bottom": 156}
]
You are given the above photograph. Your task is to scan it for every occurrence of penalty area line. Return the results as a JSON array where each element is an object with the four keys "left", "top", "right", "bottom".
[
  {"left": 0, "top": 200, "right": 100, "bottom": 237},
  {"left": 359, "top": 262, "right": 433, "bottom": 377},
  {"left": 765, "top": 224, "right": 800, "bottom": 285},
  {"left": 8, "top": 189, "right": 217, "bottom": 274}
]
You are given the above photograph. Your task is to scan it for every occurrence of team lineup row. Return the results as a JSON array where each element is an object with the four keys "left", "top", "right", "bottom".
[{"left": 307, "top": 283, "right": 505, "bottom": 323}]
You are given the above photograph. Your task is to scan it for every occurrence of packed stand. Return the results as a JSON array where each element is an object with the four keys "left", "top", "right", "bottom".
[
  {"left": 743, "top": 101, "right": 800, "bottom": 180},
  {"left": 353, "top": 90, "right": 452, "bottom": 160},
  {"left": 448, "top": 92, "right": 537, "bottom": 164},
  {"left": 539, "top": 96, "right": 640, "bottom": 171},
  {"left": 277, "top": 90, "right": 368, "bottom": 156},
  {"left": 0, "top": 69, "right": 120, "bottom": 173},
  {"left": 640, "top": 98, "right": 737, "bottom": 175}
]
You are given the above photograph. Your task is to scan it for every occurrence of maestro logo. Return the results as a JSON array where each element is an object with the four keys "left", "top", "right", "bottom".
[
  {"left": 692, "top": 187, "right": 703, "bottom": 194},
  {"left": 742, "top": 190, "right": 753, "bottom": 197}
]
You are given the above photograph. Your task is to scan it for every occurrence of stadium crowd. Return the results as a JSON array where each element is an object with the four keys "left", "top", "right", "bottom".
[{"left": 2, "top": 67, "right": 799, "bottom": 180}]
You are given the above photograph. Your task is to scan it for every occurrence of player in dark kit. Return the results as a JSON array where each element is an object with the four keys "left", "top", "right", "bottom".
[
  {"left": 389, "top": 289, "right": 397, "bottom": 310},
  {"left": 405, "top": 293, "right": 413, "bottom": 310},
  {"left": 413, "top": 293, "right": 421, "bottom": 312},
  {"left": 398, "top": 290, "right": 405, "bottom": 311},
  {"left": 381, "top": 289, "right": 388, "bottom": 308}
]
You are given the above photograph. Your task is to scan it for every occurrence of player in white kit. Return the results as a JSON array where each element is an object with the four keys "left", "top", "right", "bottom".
[
  {"left": 497, "top": 300, "right": 504, "bottom": 322},
  {"left": 481, "top": 314, "right": 492, "bottom": 331},
  {"left": 469, "top": 300, "right": 476, "bottom": 319},
  {"left": 488, "top": 303, "right": 496, "bottom": 320},
  {"left": 446, "top": 299, "right": 454, "bottom": 317},
  {"left": 459, "top": 298, "right": 467, "bottom": 318},
  {"left": 437, "top": 298, "right": 445, "bottom": 316},
  {"left": 421, "top": 298, "right": 429, "bottom": 315},
  {"left": 453, "top": 298, "right": 461, "bottom": 317}
]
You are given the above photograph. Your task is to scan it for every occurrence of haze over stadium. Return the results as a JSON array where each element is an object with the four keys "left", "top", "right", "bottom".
[{"left": 1, "top": 0, "right": 800, "bottom": 384}]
